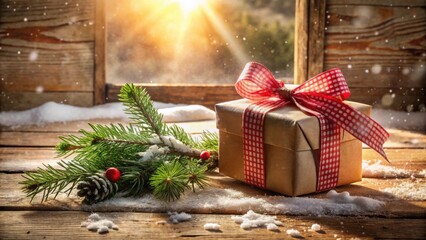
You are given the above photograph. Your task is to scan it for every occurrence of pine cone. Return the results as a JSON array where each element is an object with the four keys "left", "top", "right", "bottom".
[{"left": 77, "top": 173, "right": 118, "bottom": 204}]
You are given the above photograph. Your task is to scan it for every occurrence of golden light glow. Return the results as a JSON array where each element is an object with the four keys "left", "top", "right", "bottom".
[{"left": 175, "top": 0, "right": 204, "bottom": 14}]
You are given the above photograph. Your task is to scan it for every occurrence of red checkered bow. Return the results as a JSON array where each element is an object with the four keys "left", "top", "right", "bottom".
[{"left": 235, "top": 62, "right": 389, "bottom": 191}]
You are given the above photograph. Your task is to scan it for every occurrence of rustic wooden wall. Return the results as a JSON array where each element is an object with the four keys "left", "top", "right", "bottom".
[
  {"left": 0, "top": 0, "right": 105, "bottom": 111},
  {"left": 323, "top": 0, "right": 426, "bottom": 110}
]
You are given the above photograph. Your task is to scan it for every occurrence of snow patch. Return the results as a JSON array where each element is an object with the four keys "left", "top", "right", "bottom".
[
  {"left": 231, "top": 210, "right": 282, "bottom": 230},
  {"left": 80, "top": 213, "right": 118, "bottom": 234},
  {"left": 326, "top": 190, "right": 384, "bottom": 211},
  {"left": 0, "top": 101, "right": 215, "bottom": 127},
  {"left": 84, "top": 188, "right": 385, "bottom": 216},
  {"left": 168, "top": 212, "right": 192, "bottom": 224},
  {"left": 137, "top": 145, "right": 169, "bottom": 161},
  {"left": 362, "top": 160, "right": 425, "bottom": 178},
  {"left": 286, "top": 229, "right": 302, "bottom": 238},
  {"left": 383, "top": 181, "right": 426, "bottom": 200},
  {"left": 204, "top": 223, "right": 221, "bottom": 231},
  {"left": 310, "top": 223, "right": 321, "bottom": 231}
]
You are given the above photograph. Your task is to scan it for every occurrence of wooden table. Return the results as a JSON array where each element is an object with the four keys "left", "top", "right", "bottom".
[{"left": 1, "top": 120, "right": 425, "bottom": 239}]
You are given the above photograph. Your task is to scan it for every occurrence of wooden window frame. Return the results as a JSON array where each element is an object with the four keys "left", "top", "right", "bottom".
[{"left": 96, "top": 0, "right": 326, "bottom": 108}]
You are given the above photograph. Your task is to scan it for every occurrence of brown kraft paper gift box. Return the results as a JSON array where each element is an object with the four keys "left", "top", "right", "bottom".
[{"left": 215, "top": 99, "right": 371, "bottom": 196}]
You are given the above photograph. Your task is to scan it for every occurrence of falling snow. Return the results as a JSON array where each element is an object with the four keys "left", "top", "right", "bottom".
[{"left": 28, "top": 51, "right": 38, "bottom": 61}]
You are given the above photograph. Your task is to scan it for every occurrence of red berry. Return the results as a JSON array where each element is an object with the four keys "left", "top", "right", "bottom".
[
  {"left": 200, "top": 151, "right": 211, "bottom": 160},
  {"left": 105, "top": 167, "right": 121, "bottom": 182}
]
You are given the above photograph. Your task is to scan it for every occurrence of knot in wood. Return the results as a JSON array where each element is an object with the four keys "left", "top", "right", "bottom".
[{"left": 277, "top": 87, "right": 292, "bottom": 100}]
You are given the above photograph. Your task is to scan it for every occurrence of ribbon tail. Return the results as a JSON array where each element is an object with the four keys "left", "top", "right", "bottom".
[{"left": 297, "top": 95, "right": 390, "bottom": 162}]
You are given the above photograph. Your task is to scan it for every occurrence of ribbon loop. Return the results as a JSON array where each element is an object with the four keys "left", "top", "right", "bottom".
[{"left": 235, "top": 62, "right": 389, "bottom": 192}]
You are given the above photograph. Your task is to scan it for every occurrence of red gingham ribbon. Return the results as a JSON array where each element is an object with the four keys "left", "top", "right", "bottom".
[{"left": 236, "top": 62, "right": 389, "bottom": 191}]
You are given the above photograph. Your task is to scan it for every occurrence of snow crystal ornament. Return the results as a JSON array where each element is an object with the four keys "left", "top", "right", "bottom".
[{"left": 105, "top": 167, "right": 121, "bottom": 182}]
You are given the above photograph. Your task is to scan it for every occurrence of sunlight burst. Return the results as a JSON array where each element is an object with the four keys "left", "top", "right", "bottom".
[{"left": 175, "top": 0, "right": 204, "bottom": 14}]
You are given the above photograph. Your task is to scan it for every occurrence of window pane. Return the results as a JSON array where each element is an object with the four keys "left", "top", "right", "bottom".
[{"left": 107, "top": 0, "right": 295, "bottom": 84}]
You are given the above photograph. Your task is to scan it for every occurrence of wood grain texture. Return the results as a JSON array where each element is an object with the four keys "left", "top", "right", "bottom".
[
  {"left": 93, "top": 0, "right": 105, "bottom": 105},
  {"left": 0, "top": 119, "right": 425, "bottom": 239},
  {"left": 0, "top": 92, "right": 93, "bottom": 111},
  {"left": 329, "top": 0, "right": 426, "bottom": 7},
  {"left": 0, "top": 120, "right": 217, "bottom": 147},
  {"left": 0, "top": 0, "right": 97, "bottom": 110},
  {"left": 324, "top": 0, "right": 426, "bottom": 110},
  {"left": 294, "top": 0, "right": 309, "bottom": 84},
  {"left": 348, "top": 87, "right": 425, "bottom": 110},
  {"left": 107, "top": 84, "right": 241, "bottom": 109},
  {"left": 0, "top": 131, "right": 78, "bottom": 147},
  {"left": 1, "top": 172, "right": 425, "bottom": 218},
  {"left": 0, "top": 211, "right": 425, "bottom": 240},
  {"left": 307, "top": 0, "right": 326, "bottom": 78}
]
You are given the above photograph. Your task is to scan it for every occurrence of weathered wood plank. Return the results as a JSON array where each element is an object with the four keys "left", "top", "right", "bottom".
[
  {"left": 106, "top": 84, "right": 241, "bottom": 109},
  {"left": 329, "top": 0, "right": 426, "bottom": 7},
  {"left": 0, "top": 147, "right": 61, "bottom": 172},
  {"left": 363, "top": 148, "right": 426, "bottom": 163},
  {"left": 0, "top": 131, "right": 78, "bottom": 147},
  {"left": 294, "top": 0, "right": 309, "bottom": 84},
  {"left": 383, "top": 129, "right": 426, "bottom": 148},
  {"left": 93, "top": 0, "right": 106, "bottom": 105},
  {"left": 0, "top": 211, "right": 425, "bottom": 240},
  {"left": 307, "top": 0, "right": 326, "bottom": 77},
  {"left": 1, "top": 173, "right": 425, "bottom": 218},
  {"left": 0, "top": 120, "right": 217, "bottom": 147},
  {"left": 348, "top": 87, "right": 425, "bottom": 110},
  {"left": 0, "top": 0, "right": 96, "bottom": 92},
  {"left": 324, "top": 4, "right": 426, "bottom": 88},
  {"left": 323, "top": 2, "right": 426, "bottom": 110},
  {"left": 0, "top": 119, "right": 109, "bottom": 133},
  {"left": 0, "top": 92, "right": 94, "bottom": 111}
]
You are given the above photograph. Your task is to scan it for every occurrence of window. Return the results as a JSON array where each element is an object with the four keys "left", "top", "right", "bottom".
[{"left": 106, "top": 0, "right": 295, "bottom": 85}]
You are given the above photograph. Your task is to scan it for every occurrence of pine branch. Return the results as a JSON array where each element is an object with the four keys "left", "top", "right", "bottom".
[
  {"left": 196, "top": 131, "right": 219, "bottom": 152},
  {"left": 21, "top": 83, "right": 220, "bottom": 204},
  {"left": 186, "top": 160, "right": 209, "bottom": 192},
  {"left": 166, "top": 124, "right": 197, "bottom": 148},
  {"left": 21, "top": 160, "right": 98, "bottom": 202},
  {"left": 118, "top": 84, "right": 166, "bottom": 137},
  {"left": 150, "top": 161, "right": 189, "bottom": 201}
]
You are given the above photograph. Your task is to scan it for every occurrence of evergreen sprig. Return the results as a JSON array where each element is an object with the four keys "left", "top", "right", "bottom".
[{"left": 21, "top": 83, "right": 219, "bottom": 203}]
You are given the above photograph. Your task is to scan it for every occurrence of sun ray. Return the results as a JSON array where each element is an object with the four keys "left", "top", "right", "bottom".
[
  {"left": 175, "top": 0, "right": 204, "bottom": 14},
  {"left": 200, "top": 4, "right": 250, "bottom": 66},
  {"left": 117, "top": 1, "right": 175, "bottom": 50}
]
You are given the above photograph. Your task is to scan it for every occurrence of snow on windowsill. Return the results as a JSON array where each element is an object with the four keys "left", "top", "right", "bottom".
[{"left": 0, "top": 101, "right": 216, "bottom": 127}]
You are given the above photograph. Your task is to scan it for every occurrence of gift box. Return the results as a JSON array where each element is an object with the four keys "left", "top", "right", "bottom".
[{"left": 215, "top": 98, "right": 371, "bottom": 196}]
